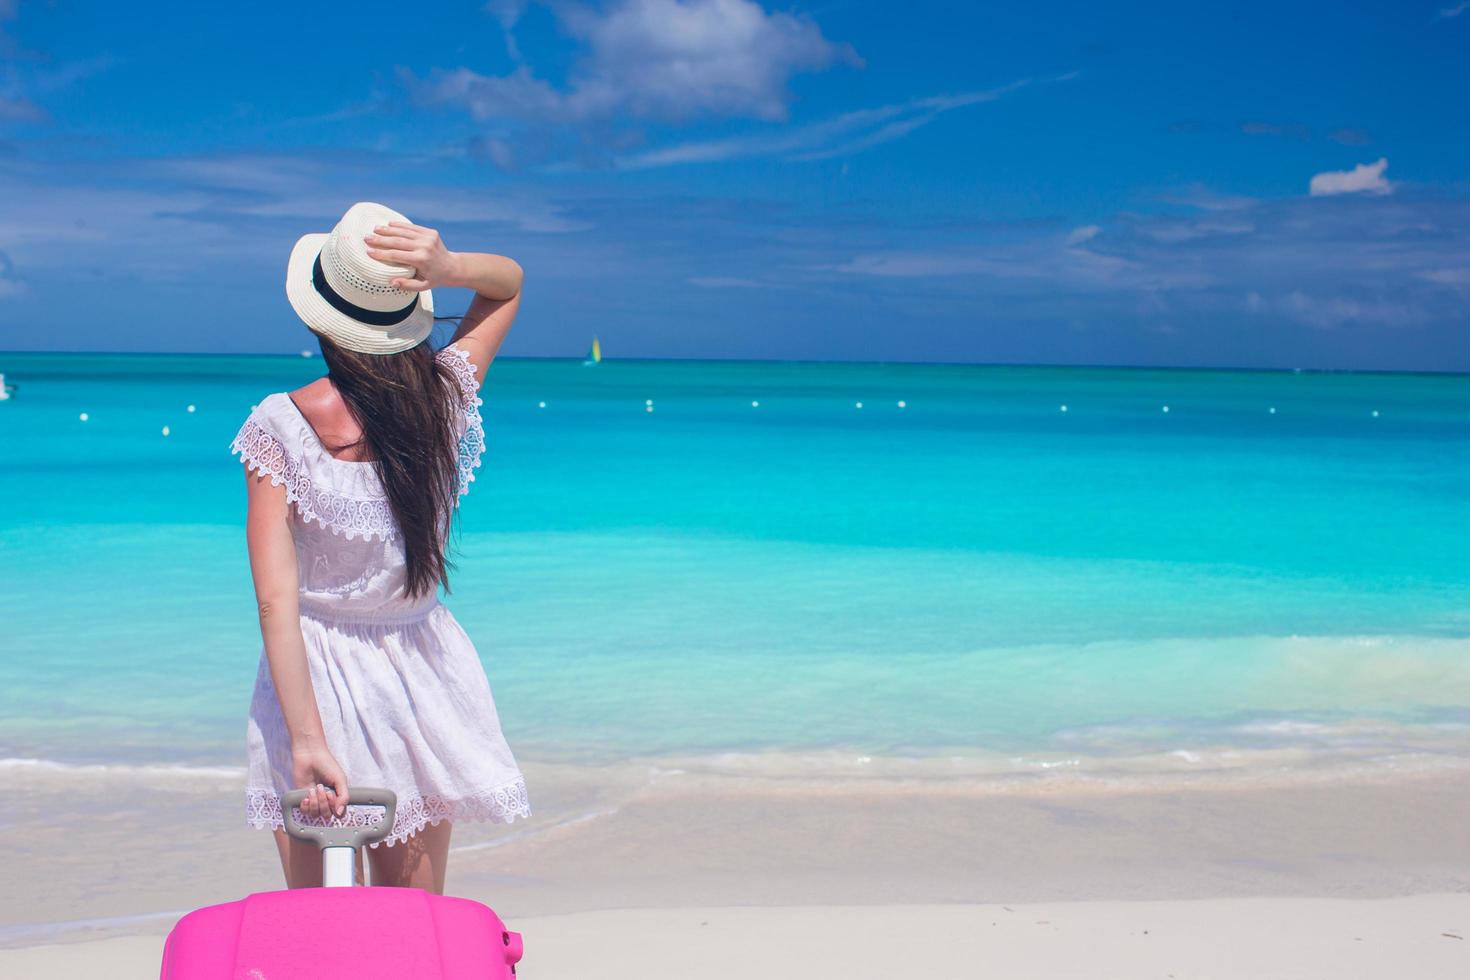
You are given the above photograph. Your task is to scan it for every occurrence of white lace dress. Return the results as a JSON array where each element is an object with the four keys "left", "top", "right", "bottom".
[{"left": 229, "top": 342, "right": 530, "bottom": 847}]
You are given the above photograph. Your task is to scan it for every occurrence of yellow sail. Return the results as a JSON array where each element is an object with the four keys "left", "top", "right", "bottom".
[{"left": 586, "top": 335, "right": 602, "bottom": 364}]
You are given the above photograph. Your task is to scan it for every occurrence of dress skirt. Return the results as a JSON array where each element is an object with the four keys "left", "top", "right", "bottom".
[{"left": 244, "top": 600, "right": 531, "bottom": 848}]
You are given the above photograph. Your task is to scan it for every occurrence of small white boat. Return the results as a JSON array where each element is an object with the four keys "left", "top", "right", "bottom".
[{"left": 0, "top": 372, "right": 14, "bottom": 401}]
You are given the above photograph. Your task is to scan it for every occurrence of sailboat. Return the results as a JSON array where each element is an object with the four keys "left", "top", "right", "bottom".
[
  {"left": 0, "top": 372, "right": 14, "bottom": 401},
  {"left": 583, "top": 335, "right": 602, "bottom": 366}
]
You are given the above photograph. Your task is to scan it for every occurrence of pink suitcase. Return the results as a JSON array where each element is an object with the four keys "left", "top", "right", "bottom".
[{"left": 160, "top": 787, "right": 524, "bottom": 979}]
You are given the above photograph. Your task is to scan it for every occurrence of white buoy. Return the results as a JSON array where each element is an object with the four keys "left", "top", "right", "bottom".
[
  {"left": 538, "top": 401, "right": 546, "bottom": 408},
  {"left": 855, "top": 402, "right": 863, "bottom": 409},
  {"left": 645, "top": 399, "right": 653, "bottom": 406},
  {"left": 1060, "top": 404, "right": 1068, "bottom": 413},
  {"left": 897, "top": 400, "right": 907, "bottom": 408},
  {"left": 1371, "top": 410, "right": 1380, "bottom": 418},
  {"left": 79, "top": 412, "right": 89, "bottom": 422},
  {"left": 645, "top": 405, "right": 653, "bottom": 413},
  {"left": 1162, "top": 405, "right": 1170, "bottom": 413},
  {"left": 161, "top": 425, "right": 171, "bottom": 437},
  {"left": 1269, "top": 407, "right": 1277, "bottom": 415},
  {"left": 751, "top": 400, "right": 759, "bottom": 408},
  {"left": 186, "top": 404, "right": 196, "bottom": 413}
]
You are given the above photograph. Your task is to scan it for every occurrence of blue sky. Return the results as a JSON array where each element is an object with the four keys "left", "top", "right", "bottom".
[{"left": 1, "top": 0, "right": 1467, "bottom": 368}]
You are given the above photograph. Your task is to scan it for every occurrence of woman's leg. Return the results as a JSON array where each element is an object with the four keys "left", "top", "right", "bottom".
[
  {"left": 272, "top": 828, "right": 364, "bottom": 888},
  {"left": 366, "top": 821, "right": 453, "bottom": 893}
]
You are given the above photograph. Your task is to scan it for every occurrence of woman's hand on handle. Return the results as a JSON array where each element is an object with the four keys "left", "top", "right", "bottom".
[{"left": 291, "top": 736, "right": 349, "bottom": 819}]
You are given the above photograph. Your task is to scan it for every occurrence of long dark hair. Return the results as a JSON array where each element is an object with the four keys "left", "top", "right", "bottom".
[{"left": 313, "top": 331, "right": 463, "bottom": 599}]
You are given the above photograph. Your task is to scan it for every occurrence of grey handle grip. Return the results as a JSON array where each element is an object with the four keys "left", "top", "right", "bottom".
[{"left": 281, "top": 786, "right": 397, "bottom": 850}]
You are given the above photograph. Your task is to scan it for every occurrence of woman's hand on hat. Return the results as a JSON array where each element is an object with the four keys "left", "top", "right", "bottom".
[{"left": 363, "top": 221, "right": 461, "bottom": 293}]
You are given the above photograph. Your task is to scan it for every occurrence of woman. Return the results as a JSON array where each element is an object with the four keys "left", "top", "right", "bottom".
[{"left": 230, "top": 201, "right": 530, "bottom": 892}]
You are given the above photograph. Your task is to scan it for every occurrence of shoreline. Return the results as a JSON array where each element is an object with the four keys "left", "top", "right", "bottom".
[{"left": 6, "top": 736, "right": 1470, "bottom": 799}]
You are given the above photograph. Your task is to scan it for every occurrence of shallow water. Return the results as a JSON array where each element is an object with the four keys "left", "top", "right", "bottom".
[{"left": 2, "top": 350, "right": 1468, "bottom": 777}]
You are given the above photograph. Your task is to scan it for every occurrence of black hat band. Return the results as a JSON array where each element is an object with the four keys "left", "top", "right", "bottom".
[{"left": 312, "top": 250, "right": 419, "bottom": 327}]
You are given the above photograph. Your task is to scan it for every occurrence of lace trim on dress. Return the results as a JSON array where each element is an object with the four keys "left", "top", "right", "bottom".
[
  {"left": 244, "top": 776, "right": 531, "bottom": 849},
  {"left": 230, "top": 411, "right": 400, "bottom": 542},
  {"left": 229, "top": 344, "right": 484, "bottom": 540},
  {"left": 437, "top": 343, "right": 486, "bottom": 499}
]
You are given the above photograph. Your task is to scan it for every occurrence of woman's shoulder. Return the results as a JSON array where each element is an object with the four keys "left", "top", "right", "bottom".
[
  {"left": 283, "top": 380, "right": 377, "bottom": 464},
  {"left": 233, "top": 391, "right": 293, "bottom": 441},
  {"left": 229, "top": 389, "right": 397, "bottom": 541},
  {"left": 229, "top": 388, "right": 357, "bottom": 474},
  {"left": 244, "top": 390, "right": 295, "bottom": 413},
  {"left": 230, "top": 393, "right": 302, "bottom": 475}
]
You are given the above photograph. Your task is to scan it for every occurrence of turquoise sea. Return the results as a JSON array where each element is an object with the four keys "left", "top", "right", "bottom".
[{"left": 3, "top": 349, "right": 1469, "bottom": 779}]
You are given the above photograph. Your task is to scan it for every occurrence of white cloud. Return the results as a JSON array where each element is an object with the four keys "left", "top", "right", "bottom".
[
  {"left": 817, "top": 188, "right": 1470, "bottom": 313},
  {"left": 1419, "top": 268, "right": 1470, "bottom": 285},
  {"left": 688, "top": 275, "right": 762, "bottom": 288},
  {"left": 0, "top": 151, "right": 588, "bottom": 290},
  {"left": 1438, "top": 1, "right": 1469, "bottom": 18},
  {"left": 133, "top": 153, "right": 588, "bottom": 233},
  {"left": 377, "top": 192, "right": 590, "bottom": 235},
  {"left": 828, "top": 251, "right": 1048, "bottom": 279},
  {"left": 822, "top": 236, "right": 1215, "bottom": 292},
  {"left": 1163, "top": 185, "right": 1259, "bottom": 212},
  {"left": 419, "top": 6, "right": 1073, "bottom": 171},
  {"left": 1138, "top": 217, "right": 1254, "bottom": 243},
  {"left": 0, "top": 247, "right": 23, "bottom": 297},
  {"left": 418, "top": 0, "right": 858, "bottom": 125},
  {"left": 486, "top": 0, "right": 528, "bottom": 60},
  {"left": 608, "top": 78, "right": 1044, "bottom": 170},
  {"left": 1277, "top": 290, "right": 1425, "bottom": 328},
  {"left": 0, "top": 21, "right": 115, "bottom": 124},
  {"left": 1309, "top": 157, "right": 1392, "bottom": 197},
  {"left": 0, "top": 94, "right": 43, "bottom": 121},
  {"left": 422, "top": 65, "right": 565, "bottom": 123}
]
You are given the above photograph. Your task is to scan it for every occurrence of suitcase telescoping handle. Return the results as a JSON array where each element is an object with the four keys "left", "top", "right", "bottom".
[{"left": 282, "top": 786, "right": 397, "bottom": 887}]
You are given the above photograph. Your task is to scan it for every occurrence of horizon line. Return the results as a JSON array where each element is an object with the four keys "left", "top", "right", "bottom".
[{"left": 1, "top": 348, "right": 1468, "bottom": 379}]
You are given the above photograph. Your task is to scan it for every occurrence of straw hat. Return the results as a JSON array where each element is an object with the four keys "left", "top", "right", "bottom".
[{"left": 285, "top": 201, "right": 435, "bottom": 354}]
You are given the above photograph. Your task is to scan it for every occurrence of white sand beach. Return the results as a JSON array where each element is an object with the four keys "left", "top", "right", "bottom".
[
  {"left": 3, "top": 760, "right": 1469, "bottom": 977},
  {"left": 4, "top": 895, "right": 1468, "bottom": 979}
]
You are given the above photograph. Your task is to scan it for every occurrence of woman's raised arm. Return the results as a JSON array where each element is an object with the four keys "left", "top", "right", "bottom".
[{"left": 363, "top": 221, "right": 523, "bottom": 387}]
